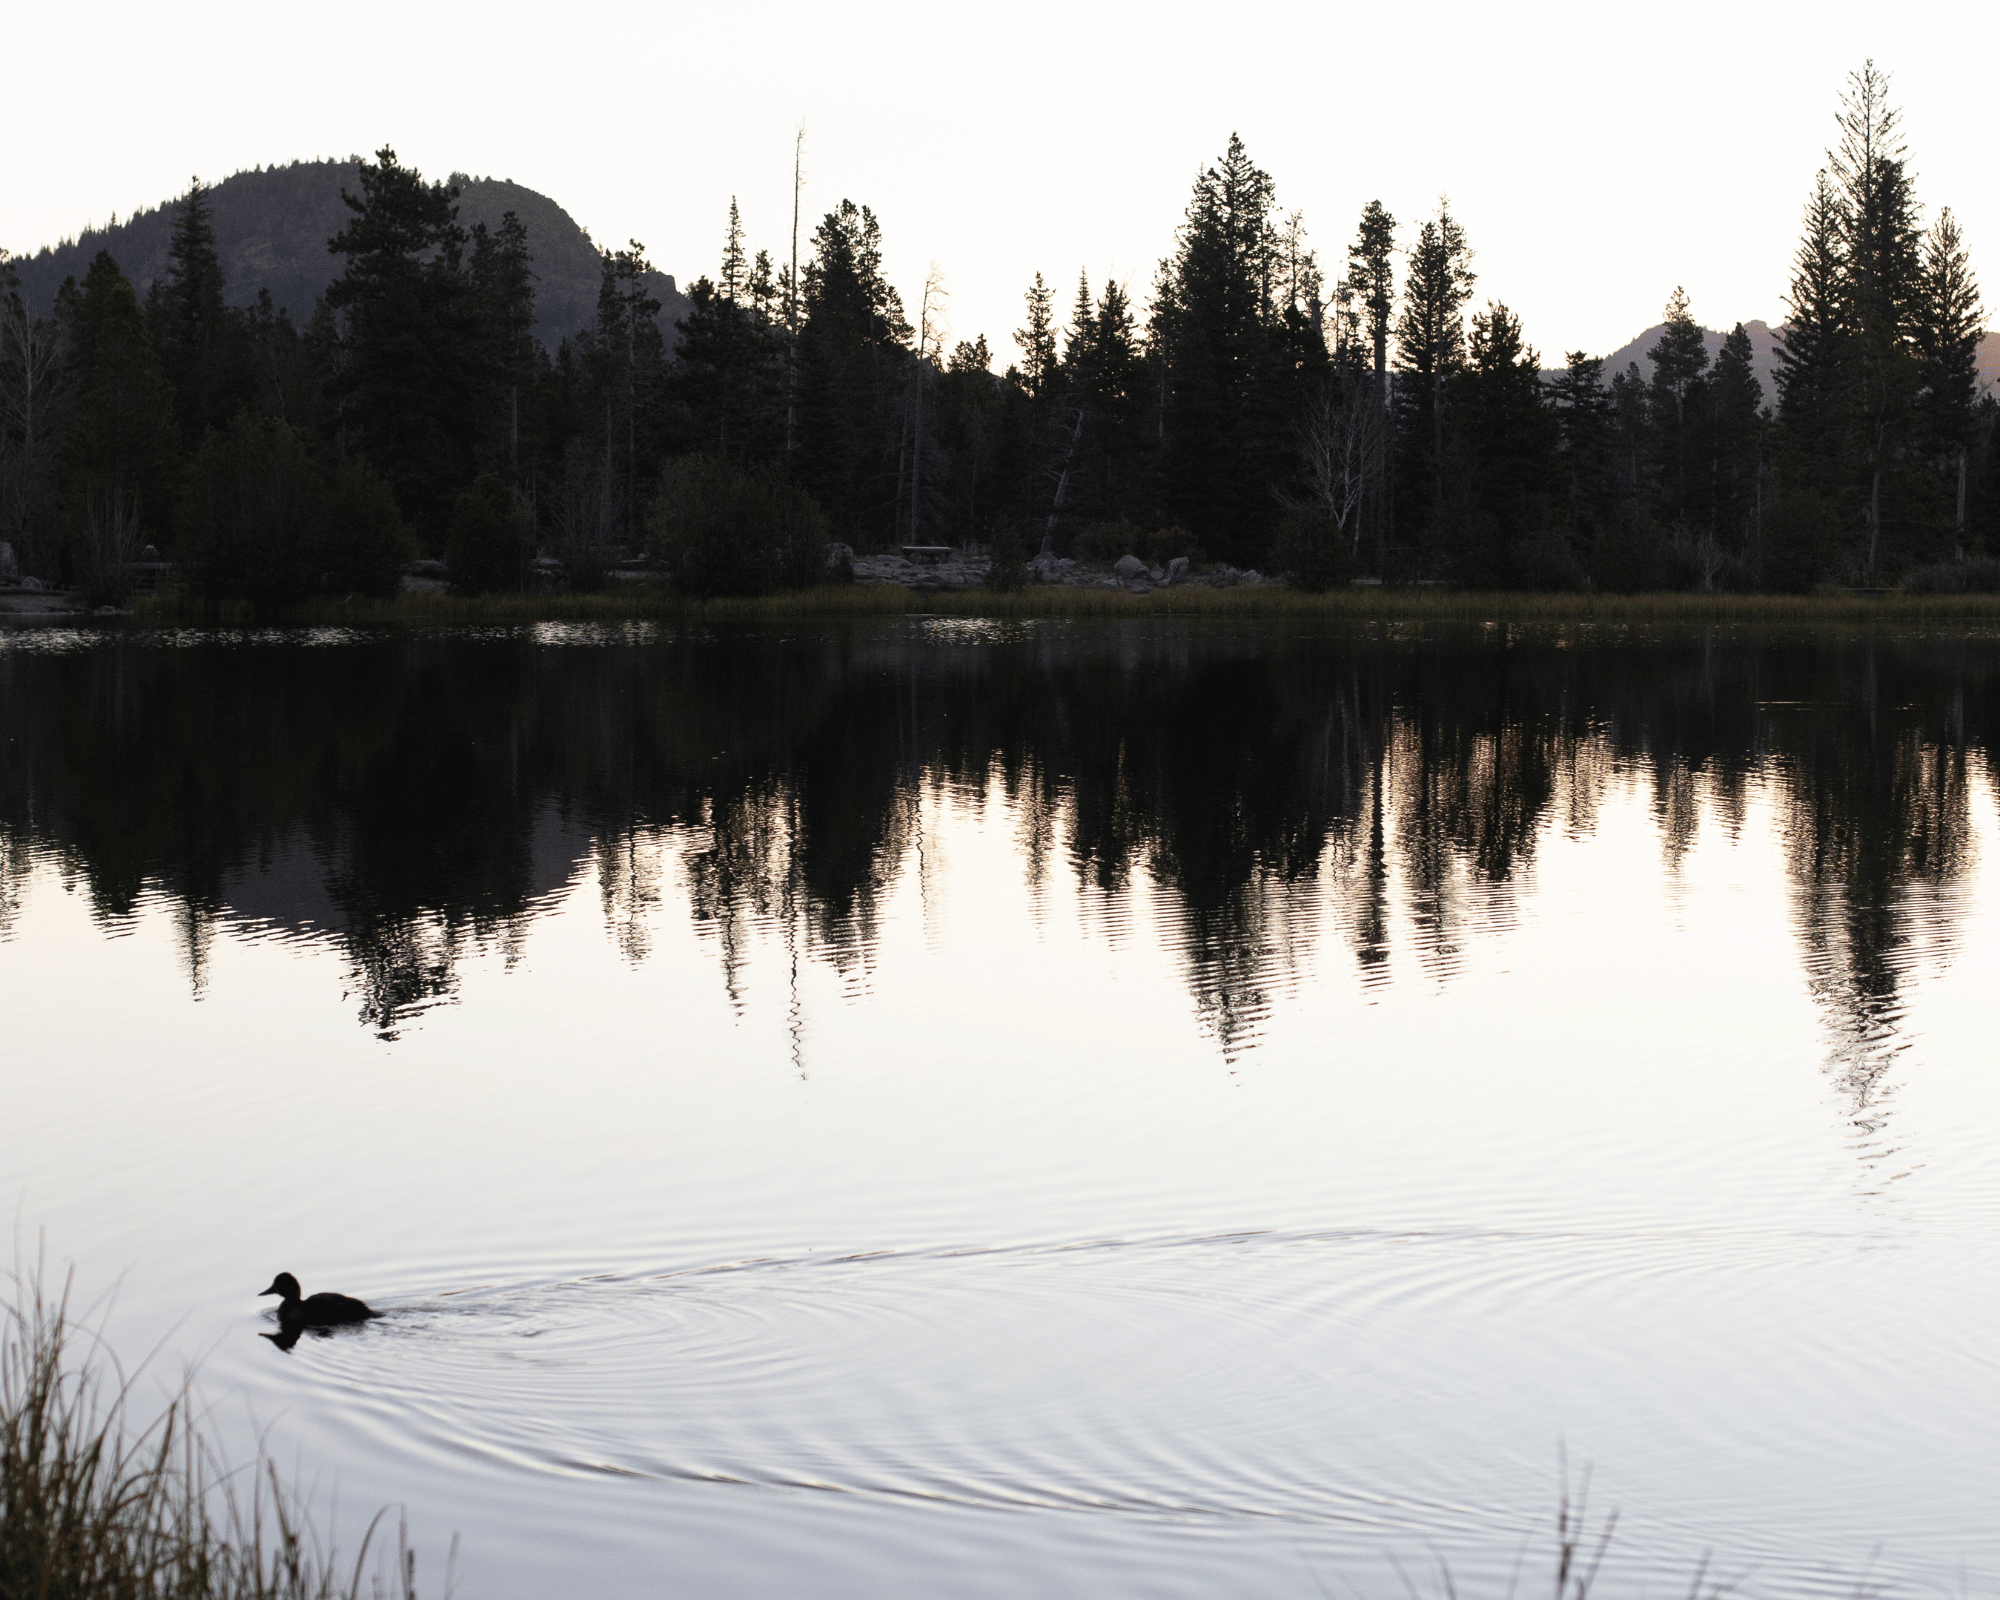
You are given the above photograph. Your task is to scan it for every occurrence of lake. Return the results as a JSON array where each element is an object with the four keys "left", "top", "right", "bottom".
[{"left": 3, "top": 616, "right": 1997, "bottom": 1599}]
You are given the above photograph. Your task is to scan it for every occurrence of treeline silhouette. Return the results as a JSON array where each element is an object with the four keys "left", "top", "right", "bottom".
[
  {"left": 0, "top": 64, "right": 1991, "bottom": 601},
  {"left": 0, "top": 624, "right": 1988, "bottom": 1073}
]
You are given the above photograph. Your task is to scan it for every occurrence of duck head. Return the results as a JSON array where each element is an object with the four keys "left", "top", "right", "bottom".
[{"left": 259, "top": 1272, "right": 302, "bottom": 1301}]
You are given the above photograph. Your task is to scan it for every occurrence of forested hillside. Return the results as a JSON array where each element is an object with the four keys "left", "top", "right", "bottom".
[
  {"left": 1, "top": 64, "right": 1993, "bottom": 605},
  {"left": 5, "top": 160, "right": 690, "bottom": 347}
]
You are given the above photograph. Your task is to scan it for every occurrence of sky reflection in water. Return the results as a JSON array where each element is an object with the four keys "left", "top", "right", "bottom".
[{"left": 2, "top": 619, "right": 1997, "bottom": 1600}]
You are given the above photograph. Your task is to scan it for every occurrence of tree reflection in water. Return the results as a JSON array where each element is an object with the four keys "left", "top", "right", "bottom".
[{"left": 1, "top": 622, "right": 1991, "bottom": 1098}]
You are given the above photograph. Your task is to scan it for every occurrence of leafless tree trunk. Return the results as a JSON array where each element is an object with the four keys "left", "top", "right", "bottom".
[
  {"left": 0, "top": 286, "right": 69, "bottom": 574},
  {"left": 1956, "top": 446, "right": 1968, "bottom": 560},
  {"left": 786, "top": 123, "right": 805, "bottom": 456},
  {"left": 1040, "top": 405, "right": 1085, "bottom": 556},
  {"left": 909, "top": 266, "right": 946, "bottom": 544},
  {"left": 597, "top": 405, "right": 621, "bottom": 548},
  {"left": 1297, "top": 369, "right": 1382, "bottom": 557}
]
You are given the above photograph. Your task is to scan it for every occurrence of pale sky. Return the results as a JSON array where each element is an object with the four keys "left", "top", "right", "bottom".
[{"left": 7, "top": 0, "right": 1993, "bottom": 364}]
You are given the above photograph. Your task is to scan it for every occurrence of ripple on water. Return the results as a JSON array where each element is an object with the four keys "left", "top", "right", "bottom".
[{"left": 246, "top": 1225, "right": 2000, "bottom": 1595}]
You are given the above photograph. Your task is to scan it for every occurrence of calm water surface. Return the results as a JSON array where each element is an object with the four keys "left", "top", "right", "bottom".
[{"left": 3, "top": 618, "right": 1998, "bottom": 1598}]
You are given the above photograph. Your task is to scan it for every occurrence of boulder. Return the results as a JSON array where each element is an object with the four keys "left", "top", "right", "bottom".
[
  {"left": 1113, "top": 553, "right": 1147, "bottom": 578},
  {"left": 1, "top": 542, "right": 19, "bottom": 581},
  {"left": 1164, "top": 556, "right": 1189, "bottom": 586}
]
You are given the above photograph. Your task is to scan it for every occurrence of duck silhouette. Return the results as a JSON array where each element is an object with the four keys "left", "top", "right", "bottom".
[{"left": 258, "top": 1272, "right": 380, "bottom": 1327}]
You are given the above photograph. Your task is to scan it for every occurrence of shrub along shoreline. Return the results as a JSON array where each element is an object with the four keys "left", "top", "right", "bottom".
[{"left": 115, "top": 581, "right": 2000, "bottom": 629}]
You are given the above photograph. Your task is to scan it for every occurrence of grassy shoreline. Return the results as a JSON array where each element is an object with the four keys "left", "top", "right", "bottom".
[
  {"left": 116, "top": 582, "right": 2000, "bottom": 629},
  {"left": 2, "top": 1265, "right": 431, "bottom": 1600}
]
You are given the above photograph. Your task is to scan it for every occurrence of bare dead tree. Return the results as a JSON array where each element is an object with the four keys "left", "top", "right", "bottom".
[
  {"left": 0, "top": 271, "right": 71, "bottom": 577},
  {"left": 1295, "top": 365, "right": 1383, "bottom": 558},
  {"left": 907, "top": 265, "right": 948, "bottom": 544},
  {"left": 785, "top": 122, "right": 806, "bottom": 456}
]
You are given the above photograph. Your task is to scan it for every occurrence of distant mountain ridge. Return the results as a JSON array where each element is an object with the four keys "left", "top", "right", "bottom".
[
  {"left": 4, "top": 159, "right": 692, "bottom": 348},
  {"left": 1580, "top": 318, "right": 1998, "bottom": 403}
]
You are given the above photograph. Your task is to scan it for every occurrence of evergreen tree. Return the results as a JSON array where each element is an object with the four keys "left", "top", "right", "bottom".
[
  {"left": 1831, "top": 63, "right": 1924, "bottom": 575},
  {"left": 1392, "top": 202, "right": 1475, "bottom": 560},
  {"left": 1910, "top": 208, "right": 1985, "bottom": 549},
  {"left": 1774, "top": 169, "right": 1850, "bottom": 501},
  {"left": 445, "top": 471, "right": 534, "bottom": 594},
  {"left": 794, "top": 200, "right": 911, "bottom": 543},
  {"left": 1548, "top": 352, "right": 1615, "bottom": 560},
  {"left": 1833, "top": 62, "right": 1922, "bottom": 339},
  {"left": 1347, "top": 200, "right": 1396, "bottom": 386},
  {"left": 677, "top": 227, "right": 787, "bottom": 464},
  {"left": 60, "top": 252, "right": 181, "bottom": 552},
  {"left": 151, "top": 177, "right": 248, "bottom": 449},
  {"left": 1646, "top": 287, "right": 1710, "bottom": 538},
  {"left": 1055, "top": 276, "right": 1148, "bottom": 530},
  {"left": 1708, "top": 323, "right": 1767, "bottom": 572},
  {"left": 1344, "top": 200, "right": 1396, "bottom": 555},
  {"left": 1151, "top": 134, "right": 1305, "bottom": 562},
  {"left": 242, "top": 288, "right": 312, "bottom": 426},
  {"left": 1446, "top": 302, "right": 1557, "bottom": 584},
  {"left": 935, "top": 335, "right": 1012, "bottom": 543},
  {"left": 1013, "top": 274, "right": 1058, "bottom": 402},
  {"left": 469, "top": 211, "right": 537, "bottom": 479},
  {"left": 588, "top": 241, "right": 668, "bottom": 547},
  {"left": 325, "top": 147, "right": 483, "bottom": 536},
  {"left": 721, "top": 198, "right": 749, "bottom": 302},
  {"left": 175, "top": 413, "right": 326, "bottom": 604}
]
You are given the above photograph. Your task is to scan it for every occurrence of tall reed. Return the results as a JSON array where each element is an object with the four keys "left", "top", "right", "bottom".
[{"left": 1, "top": 1262, "right": 442, "bottom": 1600}]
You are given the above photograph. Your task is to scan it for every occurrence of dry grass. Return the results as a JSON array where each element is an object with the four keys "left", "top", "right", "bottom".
[{"left": 1, "top": 1260, "right": 443, "bottom": 1600}]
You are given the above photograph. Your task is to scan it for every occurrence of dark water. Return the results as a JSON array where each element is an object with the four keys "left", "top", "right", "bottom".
[{"left": 4, "top": 618, "right": 1998, "bottom": 1598}]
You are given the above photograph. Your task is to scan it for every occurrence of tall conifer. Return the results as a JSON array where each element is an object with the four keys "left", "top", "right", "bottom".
[
  {"left": 155, "top": 177, "right": 245, "bottom": 448},
  {"left": 1392, "top": 202, "right": 1475, "bottom": 555},
  {"left": 325, "top": 147, "right": 481, "bottom": 534},
  {"left": 1646, "top": 287, "right": 1710, "bottom": 538},
  {"left": 60, "top": 253, "right": 181, "bottom": 545},
  {"left": 1911, "top": 209, "right": 1985, "bottom": 545}
]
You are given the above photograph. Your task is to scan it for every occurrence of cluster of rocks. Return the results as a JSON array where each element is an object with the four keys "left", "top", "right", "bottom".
[
  {"left": 847, "top": 545, "right": 992, "bottom": 590},
  {"left": 847, "top": 542, "right": 1272, "bottom": 595},
  {"left": 1026, "top": 551, "right": 1268, "bottom": 594}
]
